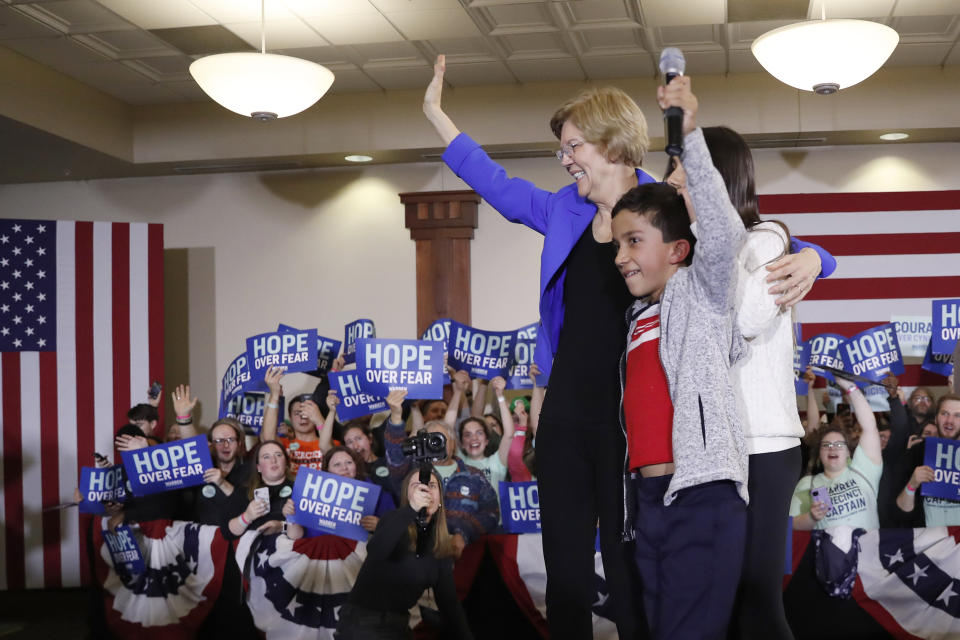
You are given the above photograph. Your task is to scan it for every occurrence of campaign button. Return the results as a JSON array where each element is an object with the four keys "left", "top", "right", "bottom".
[
  {"left": 279, "top": 486, "right": 292, "bottom": 498},
  {"left": 460, "top": 486, "right": 470, "bottom": 496},
  {"left": 375, "top": 466, "right": 389, "bottom": 478},
  {"left": 202, "top": 484, "right": 216, "bottom": 498}
]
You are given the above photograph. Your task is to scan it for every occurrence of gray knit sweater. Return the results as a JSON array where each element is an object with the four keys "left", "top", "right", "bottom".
[{"left": 620, "top": 128, "right": 749, "bottom": 536}]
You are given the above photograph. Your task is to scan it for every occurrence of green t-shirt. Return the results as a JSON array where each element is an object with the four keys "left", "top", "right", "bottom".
[
  {"left": 790, "top": 446, "right": 882, "bottom": 531},
  {"left": 458, "top": 453, "right": 507, "bottom": 494},
  {"left": 923, "top": 496, "right": 960, "bottom": 526}
]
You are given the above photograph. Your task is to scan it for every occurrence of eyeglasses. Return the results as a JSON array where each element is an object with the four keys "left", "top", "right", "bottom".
[
  {"left": 820, "top": 441, "right": 847, "bottom": 450},
  {"left": 213, "top": 437, "right": 238, "bottom": 445},
  {"left": 554, "top": 141, "right": 583, "bottom": 160}
]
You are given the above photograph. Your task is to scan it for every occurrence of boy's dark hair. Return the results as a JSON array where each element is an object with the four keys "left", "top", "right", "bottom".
[
  {"left": 288, "top": 393, "right": 315, "bottom": 419},
  {"left": 127, "top": 403, "right": 158, "bottom": 423},
  {"left": 612, "top": 183, "right": 696, "bottom": 266}
]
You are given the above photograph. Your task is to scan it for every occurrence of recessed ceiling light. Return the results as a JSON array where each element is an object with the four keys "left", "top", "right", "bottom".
[
  {"left": 879, "top": 132, "right": 909, "bottom": 141},
  {"left": 345, "top": 155, "right": 373, "bottom": 162}
]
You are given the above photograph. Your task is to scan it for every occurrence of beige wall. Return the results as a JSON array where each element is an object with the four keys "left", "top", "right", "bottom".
[{"left": 1, "top": 140, "right": 957, "bottom": 408}]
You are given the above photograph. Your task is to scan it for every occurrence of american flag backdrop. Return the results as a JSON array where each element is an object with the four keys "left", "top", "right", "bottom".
[
  {"left": 0, "top": 219, "right": 163, "bottom": 589},
  {"left": 759, "top": 190, "right": 960, "bottom": 390}
]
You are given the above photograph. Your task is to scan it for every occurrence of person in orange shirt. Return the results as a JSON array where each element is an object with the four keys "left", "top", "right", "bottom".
[{"left": 260, "top": 366, "right": 333, "bottom": 473}]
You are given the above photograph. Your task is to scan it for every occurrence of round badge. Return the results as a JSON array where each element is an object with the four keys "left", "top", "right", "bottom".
[
  {"left": 279, "top": 486, "right": 292, "bottom": 498},
  {"left": 202, "top": 484, "right": 216, "bottom": 498},
  {"left": 288, "top": 442, "right": 300, "bottom": 451},
  {"left": 375, "top": 466, "right": 389, "bottom": 478},
  {"left": 460, "top": 485, "right": 470, "bottom": 496}
]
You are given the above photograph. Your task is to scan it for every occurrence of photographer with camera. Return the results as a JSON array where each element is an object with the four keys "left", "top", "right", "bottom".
[{"left": 383, "top": 389, "right": 498, "bottom": 558}]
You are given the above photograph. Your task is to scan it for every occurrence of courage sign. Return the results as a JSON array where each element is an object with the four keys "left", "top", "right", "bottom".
[{"left": 121, "top": 435, "right": 213, "bottom": 496}]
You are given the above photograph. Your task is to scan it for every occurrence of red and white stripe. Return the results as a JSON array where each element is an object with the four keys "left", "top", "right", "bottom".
[
  {"left": 759, "top": 190, "right": 960, "bottom": 390},
  {"left": 0, "top": 220, "right": 163, "bottom": 589}
]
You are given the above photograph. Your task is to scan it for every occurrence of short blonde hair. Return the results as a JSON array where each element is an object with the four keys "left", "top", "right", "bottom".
[{"left": 550, "top": 86, "right": 649, "bottom": 168}]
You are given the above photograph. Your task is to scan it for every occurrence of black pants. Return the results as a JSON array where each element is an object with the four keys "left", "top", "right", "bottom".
[
  {"left": 729, "top": 446, "right": 801, "bottom": 640},
  {"left": 537, "top": 419, "right": 646, "bottom": 640},
  {"left": 334, "top": 604, "right": 412, "bottom": 640},
  {"left": 634, "top": 476, "right": 746, "bottom": 640}
]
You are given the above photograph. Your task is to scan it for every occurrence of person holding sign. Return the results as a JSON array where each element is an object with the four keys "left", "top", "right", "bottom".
[
  {"left": 457, "top": 376, "right": 515, "bottom": 494},
  {"left": 895, "top": 394, "right": 960, "bottom": 526},
  {"left": 335, "top": 467, "right": 472, "bottom": 640},
  {"left": 424, "top": 55, "right": 830, "bottom": 640},
  {"left": 322, "top": 446, "right": 396, "bottom": 533},
  {"left": 226, "top": 441, "right": 304, "bottom": 540},
  {"left": 790, "top": 378, "right": 882, "bottom": 531},
  {"left": 261, "top": 366, "right": 333, "bottom": 473}
]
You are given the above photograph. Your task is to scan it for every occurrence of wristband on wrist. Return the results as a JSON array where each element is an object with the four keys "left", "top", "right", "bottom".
[
  {"left": 176, "top": 414, "right": 192, "bottom": 420},
  {"left": 265, "top": 402, "right": 279, "bottom": 409},
  {"left": 905, "top": 484, "right": 916, "bottom": 495},
  {"left": 240, "top": 512, "right": 250, "bottom": 525},
  {"left": 176, "top": 416, "right": 193, "bottom": 425},
  {"left": 497, "top": 396, "right": 506, "bottom": 403}
]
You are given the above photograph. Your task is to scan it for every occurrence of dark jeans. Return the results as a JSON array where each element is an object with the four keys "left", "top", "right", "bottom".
[
  {"left": 537, "top": 419, "right": 647, "bottom": 640},
  {"left": 334, "top": 604, "right": 412, "bottom": 640},
  {"left": 633, "top": 475, "right": 746, "bottom": 640},
  {"left": 729, "top": 446, "right": 801, "bottom": 640}
]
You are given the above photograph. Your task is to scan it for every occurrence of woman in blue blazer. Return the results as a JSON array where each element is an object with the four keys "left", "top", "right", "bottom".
[{"left": 423, "top": 55, "right": 829, "bottom": 640}]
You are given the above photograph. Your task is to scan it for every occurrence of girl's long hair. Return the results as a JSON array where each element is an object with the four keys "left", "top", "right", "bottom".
[
  {"left": 247, "top": 440, "right": 293, "bottom": 501},
  {"left": 399, "top": 467, "right": 455, "bottom": 559}
]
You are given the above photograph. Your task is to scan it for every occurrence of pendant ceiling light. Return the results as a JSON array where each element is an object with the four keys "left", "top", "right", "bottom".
[
  {"left": 752, "top": 17, "right": 899, "bottom": 95},
  {"left": 189, "top": 0, "right": 334, "bottom": 121}
]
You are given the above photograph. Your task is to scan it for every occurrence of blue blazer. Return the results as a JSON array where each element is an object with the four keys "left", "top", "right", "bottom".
[{"left": 443, "top": 133, "right": 657, "bottom": 373}]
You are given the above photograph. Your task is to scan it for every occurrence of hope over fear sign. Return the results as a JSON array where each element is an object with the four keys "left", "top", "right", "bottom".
[
  {"left": 499, "top": 481, "right": 541, "bottom": 534},
  {"left": 245, "top": 328, "right": 319, "bottom": 380},
  {"left": 838, "top": 323, "right": 905, "bottom": 384},
  {"left": 446, "top": 320, "right": 515, "bottom": 380},
  {"left": 78, "top": 465, "right": 127, "bottom": 514},
  {"left": 932, "top": 299, "right": 960, "bottom": 355},
  {"left": 356, "top": 338, "right": 443, "bottom": 400},
  {"left": 121, "top": 435, "right": 213, "bottom": 496},
  {"left": 922, "top": 437, "right": 960, "bottom": 501},
  {"left": 329, "top": 370, "right": 387, "bottom": 421},
  {"left": 288, "top": 468, "right": 381, "bottom": 542}
]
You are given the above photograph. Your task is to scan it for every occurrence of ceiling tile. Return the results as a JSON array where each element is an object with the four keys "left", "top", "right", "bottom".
[
  {"left": 727, "top": 0, "right": 806, "bottom": 22},
  {"left": 891, "top": 15, "right": 960, "bottom": 39},
  {"left": 127, "top": 54, "right": 193, "bottom": 78},
  {"left": 274, "top": 44, "right": 349, "bottom": 65},
  {"left": 884, "top": 41, "right": 953, "bottom": 66},
  {"left": 442, "top": 60, "right": 515, "bottom": 85},
  {"left": 226, "top": 19, "right": 328, "bottom": 50},
  {"left": 97, "top": 0, "right": 217, "bottom": 30},
  {"left": 580, "top": 53, "right": 655, "bottom": 78},
  {"left": 283, "top": 0, "right": 380, "bottom": 19},
  {"left": 368, "top": 0, "right": 463, "bottom": 10},
  {"left": 3, "top": 34, "right": 107, "bottom": 65},
  {"left": 559, "top": 0, "right": 640, "bottom": 29},
  {"left": 892, "top": 0, "right": 960, "bottom": 17},
  {"left": 149, "top": 25, "right": 254, "bottom": 55},
  {"left": 386, "top": 9, "right": 482, "bottom": 40},
  {"left": 727, "top": 47, "right": 764, "bottom": 72},
  {"left": 639, "top": 0, "right": 724, "bottom": 27},
  {"left": 501, "top": 31, "right": 571, "bottom": 57},
  {"left": 421, "top": 36, "right": 496, "bottom": 58},
  {"left": 362, "top": 63, "right": 433, "bottom": 89},
  {"left": 654, "top": 23, "right": 722, "bottom": 46},
  {"left": 577, "top": 27, "right": 644, "bottom": 53},
  {"left": 506, "top": 58, "right": 584, "bottom": 82},
  {"left": 325, "top": 66, "right": 383, "bottom": 93},
  {"left": 16, "top": 0, "right": 133, "bottom": 33},
  {"left": 56, "top": 58, "right": 149, "bottom": 85},
  {"left": 187, "top": 0, "right": 294, "bottom": 24},
  {"left": 808, "top": 0, "right": 895, "bottom": 19},
  {"left": 300, "top": 11, "right": 405, "bottom": 45},
  {"left": 350, "top": 40, "right": 423, "bottom": 63},
  {"left": 483, "top": 3, "right": 557, "bottom": 34},
  {"left": 0, "top": 6, "right": 60, "bottom": 39},
  {"left": 682, "top": 49, "right": 727, "bottom": 74},
  {"left": 727, "top": 20, "right": 798, "bottom": 47},
  {"left": 73, "top": 29, "right": 172, "bottom": 58}
]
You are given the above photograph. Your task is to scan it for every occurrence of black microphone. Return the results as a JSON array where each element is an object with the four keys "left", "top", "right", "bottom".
[{"left": 658, "top": 47, "right": 686, "bottom": 157}]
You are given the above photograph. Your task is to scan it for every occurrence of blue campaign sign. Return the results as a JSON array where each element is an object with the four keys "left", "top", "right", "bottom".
[
  {"left": 794, "top": 340, "right": 811, "bottom": 396},
  {"left": 922, "top": 437, "right": 960, "bottom": 501},
  {"left": 507, "top": 323, "right": 539, "bottom": 390},
  {"left": 221, "top": 391, "right": 285, "bottom": 436},
  {"left": 246, "top": 328, "right": 319, "bottom": 382},
  {"left": 922, "top": 341, "right": 954, "bottom": 377},
  {"left": 806, "top": 333, "right": 846, "bottom": 383},
  {"left": 838, "top": 323, "right": 905, "bottom": 386},
  {"left": 932, "top": 299, "right": 960, "bottom": 355},
  {"left": 288, "top": 468, "right": 381, "bottom": 542},
  {"left": 355, "top": 338, "right": 444, "bottom": 400},
  {"left": 328, "top": 371, "right": 387, "bottom": 421},
  {"left": 343, "top": 319, "right": 376, "bottom": 365},
  {"left": 499, "top": 481, "right": 541, "bottom": 534},
  {"left": 220, "top": 352, "right": 262, "bottom": 412},
  {"left": 121, "top": 435, "right": 214, "bottom": 497},
  {"left": 447, "top": 320, "right": 515, "bottom": 380},
  {"left": 421, "top": 318, "right": 452, "bottom": 384},
  {"left": 78, "top": 465, "right": 127, "bottom": 514},
  {"left": 278, "top": 324, "right": 342, "bottom": 375},
  {"left": 103, "top": 525, "right": 146, "bottom": 578}
]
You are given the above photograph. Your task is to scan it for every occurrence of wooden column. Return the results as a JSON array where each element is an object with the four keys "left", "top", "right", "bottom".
[{"left": 399, "top": 190, "right": 481, "bottom": 336}]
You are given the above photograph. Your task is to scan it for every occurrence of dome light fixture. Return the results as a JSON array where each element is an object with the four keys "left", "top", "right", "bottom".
[
  {"left": 752, "top": 18, "right": 898, "bottom": 95},
  {"left": 189, "top": 0, "right": 334, "bottom": 121},
  {"left": 879, "top": 132, "right": 909, "bottom": 141},
  {"left": 344, "top": 155, "right": 373, "bottom": 163}
]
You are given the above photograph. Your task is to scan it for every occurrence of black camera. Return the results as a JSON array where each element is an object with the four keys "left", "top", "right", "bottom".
[{"left": 401, "top": 431, "right": 447, "bottom": 463}]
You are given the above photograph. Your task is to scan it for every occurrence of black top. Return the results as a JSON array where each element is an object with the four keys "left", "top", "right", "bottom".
[
  {"left": 183, "top": 460, "right": 252, "bottom": 526},
  {"left": 222, "top": 478, "right": 294, "bottom": 540},
  {"left": 540, "top": 225, "right": 633, "bottom": 425},
  {"left": 347, "top": 506, "right": 472, "bottom": 638},
  {"left": 878, "top": 397, "right": 911, "bottom": 528}
]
